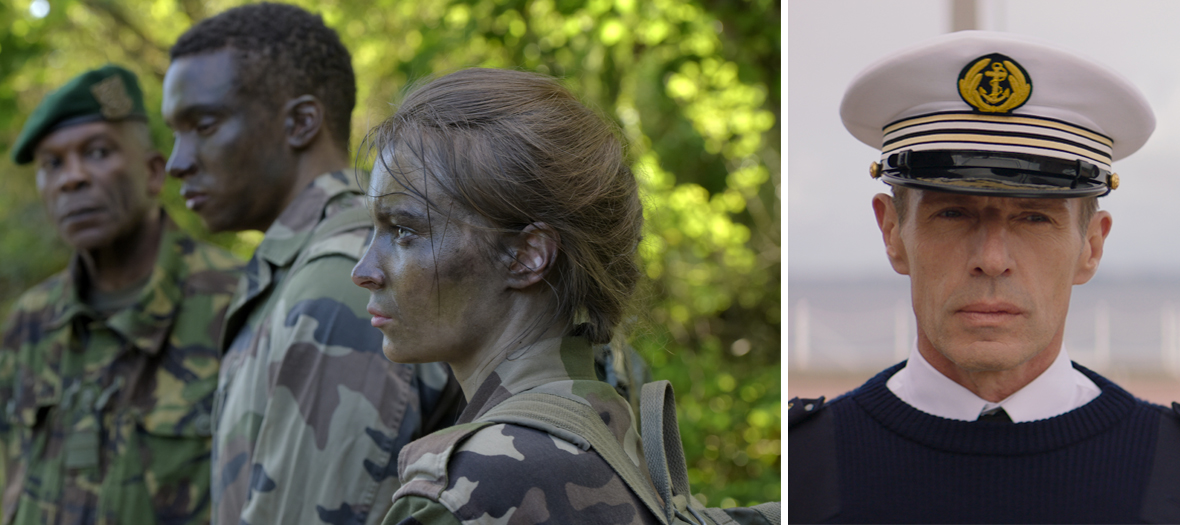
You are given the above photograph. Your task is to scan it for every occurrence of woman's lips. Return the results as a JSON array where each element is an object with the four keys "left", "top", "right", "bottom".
[{"left": 367, "top": 306, "right": 392, "bottom": 327}]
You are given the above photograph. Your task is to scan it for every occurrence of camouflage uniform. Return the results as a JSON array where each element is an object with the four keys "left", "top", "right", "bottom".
[
  {"left": 0, "top": 214, "right": 241, "bottom": 524},
  {"left": 212, "top": 171, "right": 460, "bottom": 525},
  {"left": 385, "top": 336, "right": 662, "bottom": 525}
]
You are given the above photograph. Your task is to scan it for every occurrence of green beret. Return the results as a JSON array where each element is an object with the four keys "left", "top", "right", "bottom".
[{"left": 11, "top": 64, "right": 148, "bottom": 165}]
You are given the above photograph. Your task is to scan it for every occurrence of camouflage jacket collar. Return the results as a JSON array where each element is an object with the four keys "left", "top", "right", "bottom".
[
  {"left": 45, "top": 212, "right": 193, "bottom": 355},
  {"left": 253, "top": 170, "right": 364, "bottom": 269},
  {"left": 459, "top": 335, "right": 598, "bottom": 423}
]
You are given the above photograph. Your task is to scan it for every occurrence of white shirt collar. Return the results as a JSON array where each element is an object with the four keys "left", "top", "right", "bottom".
[{"left": 885, "top": 342, "right": 1101, "bottom": 423}]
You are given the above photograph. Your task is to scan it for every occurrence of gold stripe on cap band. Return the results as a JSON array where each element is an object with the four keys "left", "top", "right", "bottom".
[
  {"left": 883, "top": 112, "right": 1113, "bottom": 147},
  {"left": 883, "top": 133, "right": 1113, "bottom": 166},
  {"left": 884, "top": 120, "right": 1112, "bottom": 156}
]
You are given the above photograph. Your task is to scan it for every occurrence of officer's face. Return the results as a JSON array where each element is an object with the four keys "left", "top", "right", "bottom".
[
  {"left": 875, "top": 190, "right": 1111, "bottom": 373},
  {"left": 33, "top": 121, "right": 163, "bottom": 251},
  {"left": 162, "top": 49, "right": 294, "bottom": 233},
  {"left": 351, "top": 153, "right": 507, "bottom": 367}
]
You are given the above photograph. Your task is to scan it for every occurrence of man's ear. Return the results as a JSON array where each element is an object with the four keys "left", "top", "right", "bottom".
[
  {"left": 1074, "top": 209, "right": 1112, "bottom": 285},
  {"left": 283, "top": 95, "right": 325, "bottom": 150},
  {"left": 145, "top": 151, "right": 166, "bottom": 197},
  {"left": 504, "top": 223, "right": 560, "bottom": 290},
  {"left": 872, "top": 193, "right": 910, "bottom": 275}
]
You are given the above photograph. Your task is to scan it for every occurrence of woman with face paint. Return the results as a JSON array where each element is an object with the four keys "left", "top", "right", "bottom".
[{"left": 351, "top": 68, "right": 658, "bottom": 524}]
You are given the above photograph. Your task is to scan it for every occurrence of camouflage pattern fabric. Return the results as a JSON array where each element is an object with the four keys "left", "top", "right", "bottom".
[
  {"left": 212, "top": 171, "right": 461, "bottom": 525},
  {"left": 385, "top": 336, "right": 662, "bottom": 525},
  {"left": 0, "top": 213, "right": 242, "bottom": 524}
]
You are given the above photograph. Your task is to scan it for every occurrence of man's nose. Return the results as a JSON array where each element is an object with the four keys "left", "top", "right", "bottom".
[
  {"left": 166, "top": 136, "right": 197, "bottom": 179},
  {"left": 971, "top": 219, "right": 1014, "bottom": 277},
  {"left": 55, "top": 154, "right": 90, "bottom": 193}
]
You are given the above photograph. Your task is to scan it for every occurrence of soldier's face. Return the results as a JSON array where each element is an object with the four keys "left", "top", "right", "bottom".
[
  {"left": 875, "top": 190, "right": 1110, "bottom": 373},
  {"left": 162, "top": 49, "right": 294, "bottom": 233},
  {"left": 351, "top": 155, "right": 508, "bottom": 366},
  {"left": 33, "top": 121, "right": 163, "bottom": 251}
]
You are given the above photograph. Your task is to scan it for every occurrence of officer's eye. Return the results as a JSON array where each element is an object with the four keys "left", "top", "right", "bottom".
[
  {"left": 936, "top": 209, "right": 964, "bottom": 219},
  {"left": 1024, "top": 213, "right": 1050, "bottom": 223},
  {"left": 40, "top": 156, "right": 62, "bottom": 171}
]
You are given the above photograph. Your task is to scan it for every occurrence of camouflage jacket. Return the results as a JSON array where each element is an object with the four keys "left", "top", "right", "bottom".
[
  {"left": 212, "top": 171, "right": 461, "bottom": 525},
  {"left": 385, "top": 336, "right": 662, "bottom": 525},
  {"left": 0, "top": 214, "right": 241, "bottom": 525}
]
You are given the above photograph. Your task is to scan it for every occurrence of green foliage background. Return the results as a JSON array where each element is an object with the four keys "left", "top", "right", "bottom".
[{"left": 0, "top": 0, "right": 780, "bottom": 507}]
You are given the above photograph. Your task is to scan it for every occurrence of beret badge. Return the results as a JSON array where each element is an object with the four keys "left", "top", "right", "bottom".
[
  {"left": 90, "top": 74, "right": 134, "bottom": 120},
  {"left": 957, "top": 53, "right": 1032, "bottom": 114}
]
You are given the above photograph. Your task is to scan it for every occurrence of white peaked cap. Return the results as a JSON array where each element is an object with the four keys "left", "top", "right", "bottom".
[{"left": 840, "top": 31, "right": 1155, "bottom": 197}]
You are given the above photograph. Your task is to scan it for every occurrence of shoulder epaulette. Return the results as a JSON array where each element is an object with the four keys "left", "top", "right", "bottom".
[{"left": 788, "top": 396, "right": 826, "bottom": 428}]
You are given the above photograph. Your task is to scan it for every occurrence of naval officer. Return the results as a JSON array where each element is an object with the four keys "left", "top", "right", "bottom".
[{"left": 788, "top": 30, "right": 1180, "bottom": 524}]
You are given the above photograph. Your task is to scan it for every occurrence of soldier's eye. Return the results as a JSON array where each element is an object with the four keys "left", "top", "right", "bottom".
[
  {"left": 85, "top": 147, "right": 111, "bottom": 161},
  {"left": 388, "top": 225, "right": 420, "bottom": 245},
  {"left": 195, "top": 117, "right": 219, "bottom": 135}
]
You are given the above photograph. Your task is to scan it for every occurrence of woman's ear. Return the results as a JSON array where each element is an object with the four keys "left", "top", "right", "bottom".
[{"left": 504, "top": 223, "right": 560, "bottom": 289}]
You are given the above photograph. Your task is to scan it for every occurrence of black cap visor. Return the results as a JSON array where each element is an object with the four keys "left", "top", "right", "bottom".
[{"left": 880, "top": 150, "right": 1111, "bottom": 198}]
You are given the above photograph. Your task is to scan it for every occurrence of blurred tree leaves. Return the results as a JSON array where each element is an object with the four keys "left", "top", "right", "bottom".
[{"left": 0, "top": 0, "right": 779, "bottom": 506}]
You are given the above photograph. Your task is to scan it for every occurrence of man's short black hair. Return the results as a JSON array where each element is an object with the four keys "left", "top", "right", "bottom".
[{"left": 171, "top": 2, "right": 355, "bottom": 150}]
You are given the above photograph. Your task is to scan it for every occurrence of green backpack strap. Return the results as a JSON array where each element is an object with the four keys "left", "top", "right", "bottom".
[
  {"left": 641, "top": 381, "right": 781, "bottom": 525},
  {"left": 479, "top": 391, "right": 671, "bottom": 525},
  {"left": 480, "top": 385, "right": 781, "bottom": 525},
  {"left": 642, "top": 381, "right": 727, "bottom": 525}
]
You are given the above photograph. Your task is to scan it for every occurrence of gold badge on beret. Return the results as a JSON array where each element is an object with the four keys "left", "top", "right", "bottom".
[
  {"left": 957, "top": 53, "right": 1032, "bottom": 113},
  {"left": 89, "top": 74, "right": 134, "bottom": 119}
]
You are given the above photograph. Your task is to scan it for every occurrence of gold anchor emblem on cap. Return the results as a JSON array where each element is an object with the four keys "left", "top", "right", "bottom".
[
  {"left": 90, "top": 75, "right": 133, "bottom": 119},
  {"left": 958, "top": 53, "right": 1032, "bottom": 114}
]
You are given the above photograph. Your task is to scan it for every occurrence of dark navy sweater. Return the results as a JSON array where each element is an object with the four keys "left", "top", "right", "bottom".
[{"left": 788, "top": 362, "right": 1180, "bottom": 524}]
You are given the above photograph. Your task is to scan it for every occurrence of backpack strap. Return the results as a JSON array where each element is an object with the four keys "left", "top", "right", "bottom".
[
  {"left": 641, "top": 382, "right": 782, "bottom": 525},
  {"left": 480, "top": 385, "right": 780, "bottom": 525},
  {"left": 479, "top": 391, "right": 671, "bottom": 525},
  {"left": 641, "top": 381, "right": 731, "bottom": 525}
]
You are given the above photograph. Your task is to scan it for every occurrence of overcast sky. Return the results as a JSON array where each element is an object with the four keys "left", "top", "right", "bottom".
[{"left": 787, "top": 0, "right": 1180, "bottom": 280}]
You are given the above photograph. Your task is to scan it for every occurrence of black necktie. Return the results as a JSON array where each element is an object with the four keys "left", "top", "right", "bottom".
[{"left": 977, "top": 407, "right": 1012, "bottom": 423}]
